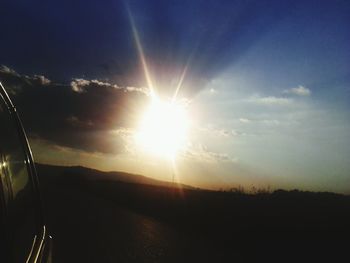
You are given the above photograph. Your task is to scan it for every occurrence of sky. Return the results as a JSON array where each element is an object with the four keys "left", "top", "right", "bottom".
[{"left": 0, "top": 0, "right": 349, "bottom": 193}]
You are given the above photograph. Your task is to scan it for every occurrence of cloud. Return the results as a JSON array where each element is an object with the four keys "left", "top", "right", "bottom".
[
  {"left": 0, "top": 65, "right": 150, "bottom": 155},
  {"left": 71, "top": 78, "right": 120, "bottom": 92},
  {"left": 125, "top": 86, "right": 150, "bottom": 94},
  {"left": 183, "top": 144, "right": 237, "bottom": 163},
  {"left": 1, "top": 65, "right": 51, "bottom": 86},
  {"left": 32, "top": 75, "right": 51, "bottom": 85},
  {"left": 261, "top": 119, "right": 280, "bottom": 126},
  {"left": 70, "top": 78, "right": 92, "bottom": 93},
  {"left": 209, "top": 88, "right": 217, "bottom": 94},
  {"left": 284, "top": 85, "right": 311, "bottom": 96},
  {"left": 70, "top": 78, "right": 150, "bottom": 95},
  {"left": 66, "top": 116, "right": 94, "bottom": 128},
  {"left": 198, "top": 125, "right": 248, "bottom": 138},
  {"left": 231, "top": 129, "right": 247, "bottom": 136},
  {"left": 0, "top": 65, "right": 20, "bottom": 76},
  {"left": 248, "top": 96, "right": 292, "bottom": 106},
  {"left": 214, "top": 129, "right": 231, "bottom": 137},
  {"left": 198, "top": 126, "right": 232, "bottom": 138},
  {"left": 239, "top": 118, "right": 251, "bottom": 123}
]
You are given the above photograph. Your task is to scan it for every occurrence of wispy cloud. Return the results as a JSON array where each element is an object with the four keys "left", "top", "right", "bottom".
[
  {"left": 261, "top": 119, "right": 280, "bottom": 126},
  {"left": 70, "top": 78, "right": 149, "bottom": 94},
  {"left": 0, "top": 65, "right": 19, "bottom": 76},
  {"left": 198, "top": 126, "right": 231, "bottom": 137},
  {"left": 284, "top": 85, "right": 311, "bottom": 96},
  {"left": 239, "top": 118, "right": 251, "bottom": 123},
  {"left": 1, "top": 65, "right": 51, "bottom": 86},
  {"left": 248, "top": 96, "right": 292, "bottom": 106},
  {"left": 183, "top": 144, "right": 237, "bottom": 163},
  {"left": 209, "top": 88, "right": 217, "bottom": 94}
]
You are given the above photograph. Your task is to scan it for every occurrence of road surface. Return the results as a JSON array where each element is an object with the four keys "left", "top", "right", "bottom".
[{"left": 41, "top": 182, "right": 237, "bottom": 262}]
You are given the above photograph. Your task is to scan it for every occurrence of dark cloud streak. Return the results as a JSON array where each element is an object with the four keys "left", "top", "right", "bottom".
[{"left": 0, "top": 66, "right": 149, "bottom": 154}]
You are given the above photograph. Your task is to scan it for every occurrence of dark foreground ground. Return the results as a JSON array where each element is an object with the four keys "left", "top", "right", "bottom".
[{"left": 37, "top": 164, "right": 350, "bottom": 262}]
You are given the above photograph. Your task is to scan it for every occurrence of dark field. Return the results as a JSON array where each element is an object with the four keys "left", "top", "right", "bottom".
[{"left": 37, "top": 164, "right": 350, "bottom": 262}]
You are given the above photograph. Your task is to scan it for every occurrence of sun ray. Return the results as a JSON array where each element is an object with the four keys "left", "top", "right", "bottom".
[
  {"left": 170, "top": 158, "right": 185, "bottom": 197},
  {"left": 127, "top": 6, "right": 156, "bottom": 98},
  {"left": 127, "top": 5, "right": 192, "bottom": 188},
  {"left": 172, "top": 51, "right": 196, "bottom": 102},
  {"left": 172, "top": 63, "right": 188, "bottom": 102}
]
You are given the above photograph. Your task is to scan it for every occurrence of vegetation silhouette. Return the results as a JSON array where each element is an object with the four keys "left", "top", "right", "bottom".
[{"left": 37, "top": 163, "right": 350, "bottom": 262}]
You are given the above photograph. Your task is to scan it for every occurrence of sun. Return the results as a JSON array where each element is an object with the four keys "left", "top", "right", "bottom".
[{"left": 135, "top": 97, "right": 189, "bottom": 159}]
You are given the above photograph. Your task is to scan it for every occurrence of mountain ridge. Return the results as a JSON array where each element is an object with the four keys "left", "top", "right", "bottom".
[{"left": 35, "top": 162, "right": 198, "bottom": 190}]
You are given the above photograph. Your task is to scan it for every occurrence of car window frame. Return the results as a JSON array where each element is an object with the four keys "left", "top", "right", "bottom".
[{"left": 0, "top": 82, "right": 46, "bottom": 263}]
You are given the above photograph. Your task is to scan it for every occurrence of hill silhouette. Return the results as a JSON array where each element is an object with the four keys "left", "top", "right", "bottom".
[
  {"left": 36, "top": 163, "right": 197, "bottom": 189},
  {"left": 36, "top": 163, "right": 350, "bottom": 262}
]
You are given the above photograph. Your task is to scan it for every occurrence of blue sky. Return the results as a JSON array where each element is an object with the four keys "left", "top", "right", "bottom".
[{"left": 0, "top": 0, "right": 349, "bottom": 192}]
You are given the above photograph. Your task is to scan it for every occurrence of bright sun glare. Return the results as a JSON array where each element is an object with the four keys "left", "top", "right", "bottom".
[
  {"left": 136, "top": 98, "right": 189, "bottom": 159},
  {"left": 130, "top": 11, "right": 190, "bottom": 160}
]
